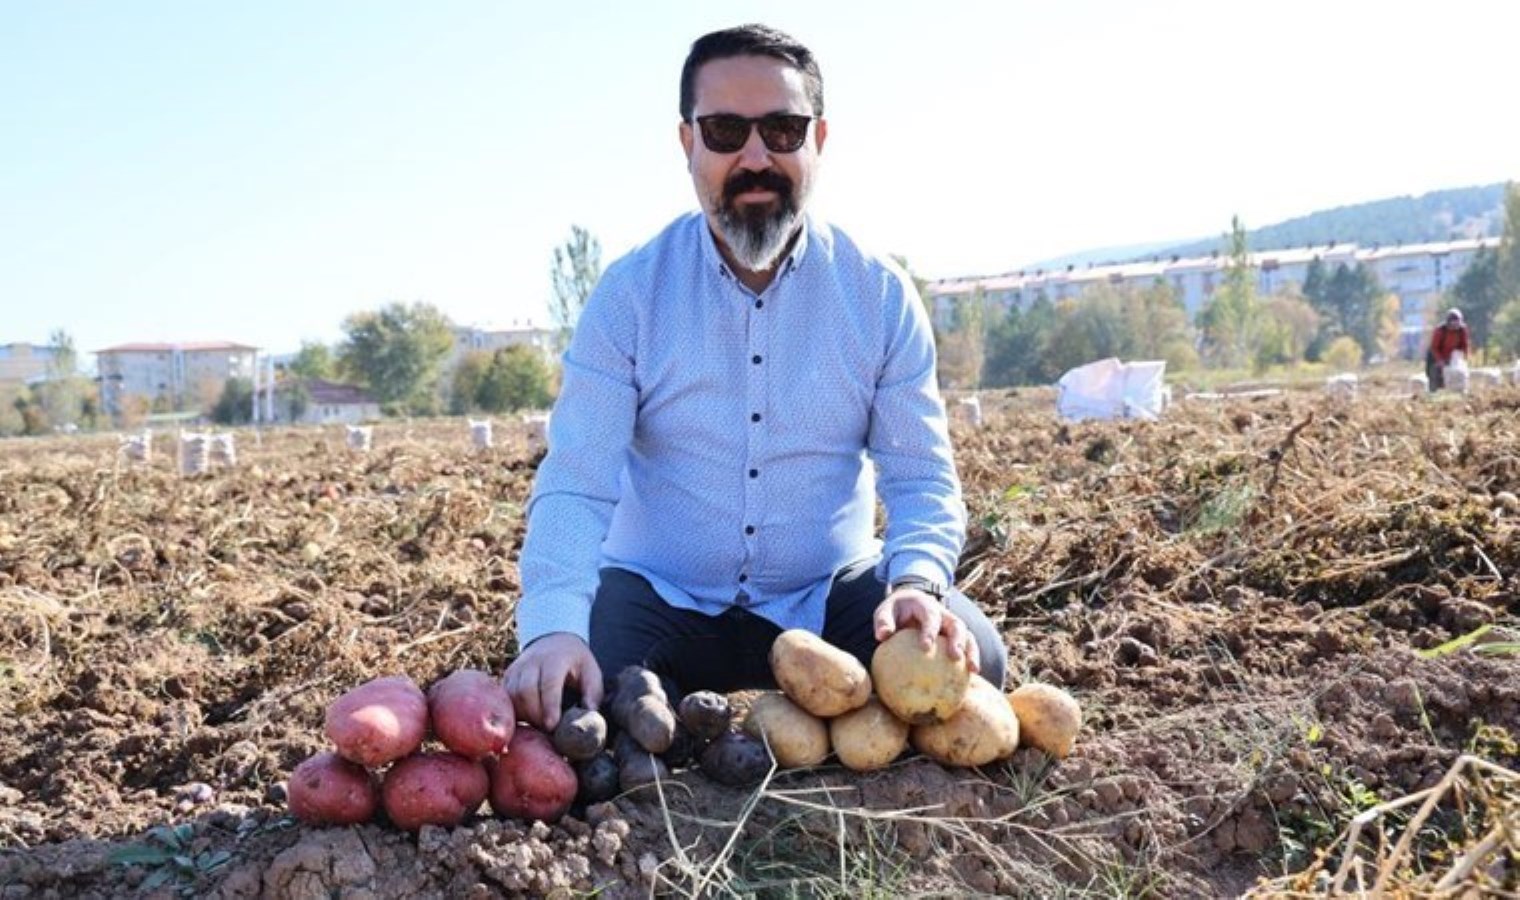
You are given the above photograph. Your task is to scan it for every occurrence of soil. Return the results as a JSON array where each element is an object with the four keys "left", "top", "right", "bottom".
[{"left": 1, "top": 382, "right": 1516, "bottom": 898}]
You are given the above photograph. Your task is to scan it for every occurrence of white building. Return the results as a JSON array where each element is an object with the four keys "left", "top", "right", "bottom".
[
  {"left": 927, "top": 237, "right": 1500, "bottom": 340},
  {"left": 274, "top": 378, "right": 381, "bottom": 425},
  {"left": 0, "top": 342, "right": 65, "bottom": 385},
  {"left": 95, "top": 341, "right": 258, "bottom": 418},
  {"left": 451, "top": 321, "right": 557, "bottom": 366}
]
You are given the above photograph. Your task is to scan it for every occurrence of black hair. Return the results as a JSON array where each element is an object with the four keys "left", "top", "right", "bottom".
[{"left": 679, "top": 24, "right": 824, "bottom": 121}]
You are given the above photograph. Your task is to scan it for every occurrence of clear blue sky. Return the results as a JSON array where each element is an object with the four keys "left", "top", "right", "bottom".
[{"left": 2, "top": 1, "right": 1515, "bottom": 364}]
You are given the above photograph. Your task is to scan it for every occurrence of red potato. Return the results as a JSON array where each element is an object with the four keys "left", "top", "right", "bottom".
[
  {"left": 381, "top": 752, "right": 490, "bottom": 831},
  {"left": 324, "top": 675, "right": 429, "bottom": 768},
  {"left": 487, "top": 726, "right": 577, "bottom": 824},
  {"left": 427, "top": 669, "right": 516, "bottom": 760},
  {"left": 287, "top": 751, "right": 379, "bottom": 826}
]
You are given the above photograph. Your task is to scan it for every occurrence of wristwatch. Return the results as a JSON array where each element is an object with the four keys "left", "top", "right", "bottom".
[{"left": 888, "top": 575, "right": 947, "bottom": 602}]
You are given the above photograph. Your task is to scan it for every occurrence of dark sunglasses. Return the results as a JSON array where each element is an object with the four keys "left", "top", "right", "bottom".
[{"left": 693, "top": 113, "right": 815, "bottom": 154}]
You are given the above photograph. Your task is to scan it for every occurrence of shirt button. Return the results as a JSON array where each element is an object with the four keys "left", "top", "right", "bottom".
[
  {"left": 748, "top": 468, "right": 758, "bottom": 478},
  {"left": 751, "top": 354, "right": 762, "bottom": 364},
  {"left": 745, "top": 525, "right": 755, "bottom": 535},
  {"left": 750, "top": 413, "right": 761, "bottom": 423},
  {"left": 738, "top": 573, "right": 748, "bottom": 583},
  {"left": 755, "top": 300, "right": 764, "bottom": 309}
]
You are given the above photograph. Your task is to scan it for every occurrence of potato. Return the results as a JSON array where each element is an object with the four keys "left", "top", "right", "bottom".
[
  {"left": 612, "top": 732, "right": 670, "bottom": 791},
  {"left": 769, "top": 629, "right": 872, "bottom": 718},
  {"left": 830, "top": 698, "right": 909, "bottom": 772},
  {"left": 661, "top": 723, "right": 704, "bottom": 770},
  {"left": 1008, "top": 683, "right": 1082, "bottom": 759},
  {"left": 381, "top": 751, "right": 489, "bottom": 831},
  {"left": 575, "top": 752, "right": 620, "bottom": 804},
  {"left": 699, "top": 731, "right": 772, "bottom": 786},
  {"left": 870, "top": 628, "right": 970, "bottom": 725},
  {"left": 325, "top": 675, "right": 430, "bottom": 767},
  {"left": 910, "top": 675, "right": 1019, "bottom": 768},
  {"left": 608, "top": 666, "right": 676, "bottom": 754},
  {"left": 287, "top": 751, "right": 379, "bottom": 825},
  {"left": 487, "top": 726, "right": 577, "bottom": 823},
  {"left": 427, "top": 669, "right": 515, "bottom": 760},
  {"left": 741, "top": 692, "right": 829, "bottom": 769},
  {"left": 551, "top": 706, "right": 607, "bottom": 762},
  {"left": 677, "top": 691, "right": 733, "bottom": 740}
]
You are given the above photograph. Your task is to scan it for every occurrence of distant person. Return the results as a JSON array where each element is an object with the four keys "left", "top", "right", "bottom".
[
  {"left": 1425, "top": 308, "right": 1470, "bottom": 391},
  {"left": 503, "top": 23, "right": 1005, "bottom": 731}
]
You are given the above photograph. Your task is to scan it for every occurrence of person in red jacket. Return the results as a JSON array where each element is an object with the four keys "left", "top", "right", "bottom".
[{"left": 1425, "top": 308, "right": 1470, "bottom": 391}]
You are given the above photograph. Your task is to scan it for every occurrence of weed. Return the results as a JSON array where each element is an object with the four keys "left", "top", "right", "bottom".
[{"left": 108, "top": 823, "right": 232, "bottom": 895}]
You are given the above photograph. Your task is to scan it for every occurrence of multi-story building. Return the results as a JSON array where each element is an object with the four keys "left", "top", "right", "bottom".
[
  {"left": 450, "top": 321, "right": 557, "bottom": 367},
  {"left": 95, "top": 341, "right": 258, "bottom": 419},
  {"left": 0, "top": 342, "right": 65, "bottom": 385},
  {"left": 926, "top": 237, "right": 1500, "bottom": 346}
]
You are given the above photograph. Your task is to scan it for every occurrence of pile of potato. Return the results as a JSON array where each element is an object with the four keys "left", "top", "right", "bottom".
[
  {"left": 287, "top": 670, "right": 577, "bottom": 830},
  {"left": 749, "top": 628, "right": 1083, "bottom": 771}
]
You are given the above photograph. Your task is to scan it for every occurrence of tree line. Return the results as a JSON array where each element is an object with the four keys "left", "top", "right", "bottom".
[{"left": 931, "top": 184, "right": 1520, "bottom": 389}]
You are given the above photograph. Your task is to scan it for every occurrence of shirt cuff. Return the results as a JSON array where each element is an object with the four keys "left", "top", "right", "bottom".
[
  {"left": 879, "top": 552, "right": 953, "bottom": 588},
  {"left": 514, "top": 595, "right": 592, "bottom": 649}
]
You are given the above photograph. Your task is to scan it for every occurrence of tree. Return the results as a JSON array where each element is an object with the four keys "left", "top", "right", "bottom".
[
  {"left": 983, "top": 295, "right": 1055, "bottom": 386},
  {"left": 936, "top": 288, "right": 987, "bottom": 389},
  {"left": 337, "top": 301, "right": 455, "bottom": 414},
  {"left": 1304, "top": 261, "right": 1384, "bottom": 359},
  {"left": 1322, "top": 336, "right": 1363, "bottom": 370},
  {"left": 289, "top": 341, "right": 336, "bottom": 380},
  {"left": 476, "top": 346, "right": 554, "bottom": 412},
  {"left": 1198, "top": 216, "right": 1262, "bottom": 369},
  {"left": 211, "top": 378, "right": 254, "bottom": 425},
  {"left": 550, "top": 225, "right": 602, "bottom": 344},
  {"left": 35, "top": 329, "right": 84, "bottom": 429},
  {"left": 1255, "top": 289, "right": 1321, "bottom": 367},
  {"left": 1122, "top": 280, "right": 1194, "bottom": 364},
  {"left": 449, "top": 350, "right": 492, "bottom": 414}
]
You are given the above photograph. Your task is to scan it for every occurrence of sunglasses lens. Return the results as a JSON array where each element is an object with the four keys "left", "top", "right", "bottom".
[
  {"left": 699, "top": 115, "right": 750, "bottom": 153},
  {"left": 696, "top": 114, "right": 812, "bottom": 153},
  {"left": 757, "top": 115, "right": 810, "bottom": 153}
]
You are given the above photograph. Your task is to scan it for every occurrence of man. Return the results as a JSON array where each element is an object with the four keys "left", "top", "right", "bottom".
[
  {"left": 1426, "top": 308, "right": 1470, "bottom": 391},
  {"left": 504, "top": 24, "right": 1005, "bottom": 731}
]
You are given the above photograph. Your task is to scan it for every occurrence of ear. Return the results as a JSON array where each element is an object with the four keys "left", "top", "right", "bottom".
[
  {"left": 679, "top": 120, "right": 694, "bottom": 168},
  {"left": 813, "top": 117, "right": 828, "bottom": 156}
]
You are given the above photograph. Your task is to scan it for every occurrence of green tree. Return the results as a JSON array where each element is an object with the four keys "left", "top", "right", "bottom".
[
  {"left": 449, "top": 350, "right": 493, "bottom": 415},
  {"left": 35, "top": 329, "right": 84, "bottom": 429},
  {"left": 983, "top": 295, "right": 1056, "bottom": 386},
  {"left": 936, "top": 287, "right": 987, "bottom": 389},
  {"left": 476, "top": 346, "right": 554, "bottom": 412},
  {"left": 1323, "top": 335, "right": 1363, "bottom": 370},
  {"left": 1450, "top": 249, "right": 1500, "bottom": 351},
  {"left": 337, "top": 301, "right": 455, "bottom": 414},
  {"left": 289, "top": 341, "right": 336, "bottom": 380},
  {"left": 1042, "top": 293, "right": 1126, "bottom": 377},
  {"left": 1304, "top": 261, "right": 1384, "bottom": 358},
  {"left": 1255, "top": 289, "right": 1321, "bottom": 367},
  {"left": 0, "top": 386, "right": 26, "bottom": 437},
  {"left": 211, "top": 378, "right": 254, "bottom": 425},
  {"left": 1198, "top": 216, "right": 1262, "bottom": 369},
  {"left": 550, "top": 225, "right": 603, "bottom": 345}
]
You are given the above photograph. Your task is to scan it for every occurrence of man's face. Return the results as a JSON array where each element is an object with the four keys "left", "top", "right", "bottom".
[{"left": 680, "top": 54, "right": 827, "bottom": 272}]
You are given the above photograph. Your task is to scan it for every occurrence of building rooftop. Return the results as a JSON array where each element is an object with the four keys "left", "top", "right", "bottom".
[{"left": 96, "top": 341, "right": 259, "bottom": 353}]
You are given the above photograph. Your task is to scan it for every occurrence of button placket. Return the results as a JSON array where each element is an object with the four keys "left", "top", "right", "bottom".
[{"left": 741, "top": 281, "right": 771, "bottom": 593}]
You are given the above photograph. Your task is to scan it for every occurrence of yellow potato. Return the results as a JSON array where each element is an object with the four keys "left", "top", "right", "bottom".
[
  {"left": 741, "top": 692, "right": 830, "bottom": 769},
  {"left": 1008, "top": 683, "right": 1082, "bottom": 759},
  {"left": 911, "top": 675, "right": 1020, "bottom": 767},
  {"left": 770, "top": 629, "right": 872, "bottom": 717},
  {"left": 830, "top": 698, "right": 909, "bottom": 772},
  {"left": 870, "top": 628, "right": 970, "bottom": 724}
]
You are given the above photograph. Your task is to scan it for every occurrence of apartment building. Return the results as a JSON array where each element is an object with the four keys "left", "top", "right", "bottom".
[
  {"left": 927, "top": 237, "right": 1500, "bottom": 339},
  {"left": 0, "top": 342, "right": 64, "bottom": 385},
  {"left": 95, "top": 341, "right": 258, "bottom": 418},
  {"left": 450, "top": 321, "right": 557, "bottom": 367}
]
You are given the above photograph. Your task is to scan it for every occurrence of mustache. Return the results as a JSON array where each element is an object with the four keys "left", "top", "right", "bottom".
[{"left": 722, "top": 169, "right": 794, "bottom": 205}]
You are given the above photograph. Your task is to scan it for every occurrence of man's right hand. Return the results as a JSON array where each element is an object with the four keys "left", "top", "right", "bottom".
[{"left": 503, "top": 632, "right": 604, "bottom": 732}]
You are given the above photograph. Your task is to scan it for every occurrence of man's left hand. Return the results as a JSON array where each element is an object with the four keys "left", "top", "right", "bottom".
[{"left": 872, "top": 587, "right": 980, "bottom": 674}]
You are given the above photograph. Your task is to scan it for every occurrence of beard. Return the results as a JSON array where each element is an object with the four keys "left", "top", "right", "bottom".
[{"left": 712, "top": 169, "right": 803, "bottom": 272}]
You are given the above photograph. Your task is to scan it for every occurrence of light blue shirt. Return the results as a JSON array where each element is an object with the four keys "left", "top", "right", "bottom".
[{"left": 516, "top": 211, "right": 964, "bottom": 647}]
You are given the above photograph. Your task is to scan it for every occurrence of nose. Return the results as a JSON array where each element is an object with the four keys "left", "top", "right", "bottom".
[{"left": 736, "top": 124, "right": 772, "bottom": 170}]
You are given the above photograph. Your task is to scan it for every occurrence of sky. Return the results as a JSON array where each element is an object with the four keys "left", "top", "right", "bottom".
[{"left": 2, "top": 0, "right": 1516, "bottom": 363}]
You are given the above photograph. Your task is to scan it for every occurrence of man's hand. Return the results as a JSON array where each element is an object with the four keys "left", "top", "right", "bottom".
[
  {"left": 503, "top": 632, "right": 604, "bottom": 732},
  {"left": 872, "top": 587, "right": 980, "bottom": 674}
]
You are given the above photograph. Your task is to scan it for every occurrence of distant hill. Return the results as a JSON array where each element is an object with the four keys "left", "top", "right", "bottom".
[{"left": 1154, "top": 183, "right": 1507, "bottom": 259}]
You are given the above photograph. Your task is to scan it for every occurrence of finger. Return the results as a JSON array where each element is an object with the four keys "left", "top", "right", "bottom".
[
  {"left": 872, "top": 598, "right": 898, "bottom": 641},
  {"left": 579, "top": 655, "right": 606, "bottom": 711},
  {"left": 510, "top": 661, "right": 543, "bottom": 730},
  {"left": 940, "top": 615, "right": 967, "bottom": 661},
  {"left": 539, "top": 662, "right": 569, "bottom": 732},
  {"left": 915, "top": 604, "right": 942, "bottom": 651}
]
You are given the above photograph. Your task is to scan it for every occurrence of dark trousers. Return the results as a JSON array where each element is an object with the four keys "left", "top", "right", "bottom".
[
  {"left": 1425, "top": 350, "right": 1444, "bottom": 391},
  {"left": 588, "top": 558, "right": 1007, "bottom": 699}
]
